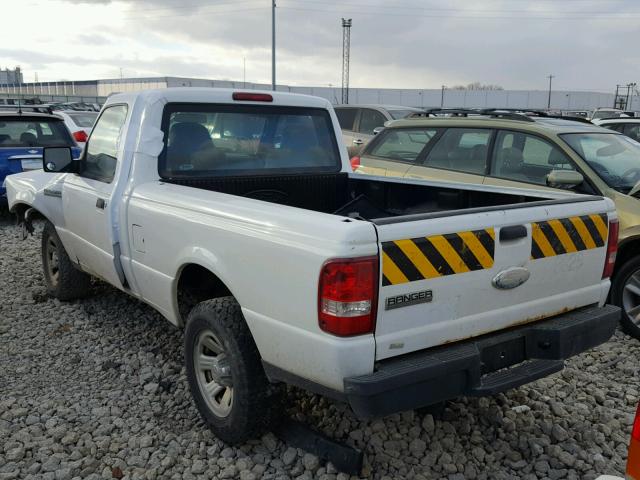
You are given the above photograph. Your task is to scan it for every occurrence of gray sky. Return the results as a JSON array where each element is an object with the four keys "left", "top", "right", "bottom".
[{"left": 1, "top": 0, "right": 638, "bottom": 91}]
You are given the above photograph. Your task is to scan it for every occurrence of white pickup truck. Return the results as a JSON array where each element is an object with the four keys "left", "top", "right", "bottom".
[{"left": 7, "top": 88, "right": 620, "bottom": 443}]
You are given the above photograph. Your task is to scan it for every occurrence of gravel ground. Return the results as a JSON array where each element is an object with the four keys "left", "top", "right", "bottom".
[{"left": 0, "top": 218, "right": 638, "bottom": 480}]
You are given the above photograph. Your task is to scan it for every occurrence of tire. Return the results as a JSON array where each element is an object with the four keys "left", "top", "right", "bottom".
[
  {"left": 184, "top": 297, "right": 279, "bottom": 444},
  {"left": 41, "top": 221, "right": 91, "bottom": 301},
  {"left": 611, "top": 254, "right": 640, "bottom": 340}
]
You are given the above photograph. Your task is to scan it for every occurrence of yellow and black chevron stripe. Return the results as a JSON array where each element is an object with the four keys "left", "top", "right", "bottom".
[
  {"left": 531, "top": 213, "right": 608, "bottom": 259},
  {"left": 382, "top": 229, "right": 495, "bottom": 286}
]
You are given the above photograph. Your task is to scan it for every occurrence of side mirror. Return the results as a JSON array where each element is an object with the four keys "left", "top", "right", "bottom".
[
  {"left": 43, "top": 147, "right": 78, "bottom": 173},
  {"left": 546, "top": 169, "right": 584, "bottom": 188},
  {"left": 373, "top": 126, "right": 384, "bottom": 136}
]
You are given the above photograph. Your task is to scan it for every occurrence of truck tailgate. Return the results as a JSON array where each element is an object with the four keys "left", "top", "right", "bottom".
[{"left": 374, "top": 198, "right": 613, "bottom": 361}]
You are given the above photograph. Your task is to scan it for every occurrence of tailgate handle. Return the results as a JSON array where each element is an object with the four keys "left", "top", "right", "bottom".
[{"left": 500, "top": 225, "right": 527, "bottom": 242}]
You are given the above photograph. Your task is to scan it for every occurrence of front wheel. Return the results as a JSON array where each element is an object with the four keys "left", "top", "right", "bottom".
[
  {"left": 184, "top": 297, "right": 279, "bottom": 444},
  {"left": 611, "top": 255, "right": 640, "bottom": 340},
  {"left": 41, "top": 221, "right": 91, "bottom": 301}
]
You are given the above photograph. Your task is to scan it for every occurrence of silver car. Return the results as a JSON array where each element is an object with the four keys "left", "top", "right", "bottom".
[{"left": 334, "top": 104, "right": 423, "bottom": 156}]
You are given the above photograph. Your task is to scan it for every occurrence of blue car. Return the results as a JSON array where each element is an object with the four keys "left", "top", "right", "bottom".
[{"left": 0, "top": 108, "right": 81, "bottom": 206}]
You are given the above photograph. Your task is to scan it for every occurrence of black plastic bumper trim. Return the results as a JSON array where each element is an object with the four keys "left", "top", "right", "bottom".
[{"left": 344, "top": 304, "right": 620, "bottom": 418}]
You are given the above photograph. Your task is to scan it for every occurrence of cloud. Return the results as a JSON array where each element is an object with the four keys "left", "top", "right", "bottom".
[
  {"left": 75, "top": 33, "right": 112, "bottom": 46},
  {"left": 4, "top": 0, "right": 640, "bottom": 90}
]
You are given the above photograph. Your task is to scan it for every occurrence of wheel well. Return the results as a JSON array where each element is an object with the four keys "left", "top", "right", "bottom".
[
  {"left": 615, "top": 237, "right": 640, "bottom": 276},
  {"left": 12, "top": 203, "right": 46, "bottom": 223},
  {"left": 176, "top": 264, "right": 233, "bottom": 323}
]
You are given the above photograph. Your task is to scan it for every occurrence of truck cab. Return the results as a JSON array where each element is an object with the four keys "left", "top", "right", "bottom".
[{"left": 7, "top": 88, "right": 620, "bottom": 443}]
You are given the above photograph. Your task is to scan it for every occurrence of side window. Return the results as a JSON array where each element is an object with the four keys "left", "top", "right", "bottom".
[
  {"left": 491, "top": 130, "right": 575, "bottom": 185},
  {"left": 423, "top": 128, "right": 491, "bottom": 175},
  {"left": 358, "top": 109, "right": 387, "bottom": 135},
  {"left": 603, "top": 123, "right": 625, "bottom": 133},
  {"left": 82, "top": 105, "right": 128, "bottom": 183},
  {"left": 624, "top": 124, "right": 640, "bottom": 142},
  {"left": 335, "top": 108, "right": 357, "bottom": 131},
  {"left": 367, "top": 128, "right": 438, "bottom": 163}
]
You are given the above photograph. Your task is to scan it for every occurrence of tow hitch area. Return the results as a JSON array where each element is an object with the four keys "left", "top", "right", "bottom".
[{"left": 274, "top": 418, "right": 364, "bottom": 476}]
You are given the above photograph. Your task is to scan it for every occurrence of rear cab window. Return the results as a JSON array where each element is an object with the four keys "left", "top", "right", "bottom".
[
  {"left": 367, "top": 128, "right": 438, "bottom": 163},
  {"left": 159, "top": 104, "right": 342, "bottom": 177},
  {"left": 0, "top": 116, "right": 74, "bottom": 147}
]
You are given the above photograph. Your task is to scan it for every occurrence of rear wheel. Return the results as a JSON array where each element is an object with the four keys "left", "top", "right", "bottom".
[
  {"left": 41, "top": 221, "right": 91, "bottom": 300},
  {"left": 184, "top": 297, "right": 279, "bottom": 444},
  {"left": 611, "top": 255, "right": 640, "bottom": 340}
]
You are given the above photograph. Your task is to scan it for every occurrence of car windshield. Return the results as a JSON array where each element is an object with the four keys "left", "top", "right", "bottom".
[
  {"left": 561, "top": 132, "right": 640, "bottom": 193},
  {"left": 0, "top": 117, "right": 73, "bottom": 147},
  {"left": 388, "top": 110, "right": 419, "bottom": 120},
  {"left": 160, "top": 104, "right": 341, "bottom": 177},
  {"left": 68, "top": 112, "right": 98, "bottom": 128}
]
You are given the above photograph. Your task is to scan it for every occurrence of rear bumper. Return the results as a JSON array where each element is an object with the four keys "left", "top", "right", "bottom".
[{"left": 344, "top": 304, "right": 620, "bottom": 418}]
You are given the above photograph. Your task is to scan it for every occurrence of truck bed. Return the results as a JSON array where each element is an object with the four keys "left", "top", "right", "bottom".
[{"left": 163, "top": 172, "right": 552, "bottom": 222}]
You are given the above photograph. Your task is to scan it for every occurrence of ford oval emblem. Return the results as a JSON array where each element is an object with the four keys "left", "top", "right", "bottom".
[{"left": 492, "top": 267, "right": 530, "bottom": 290}]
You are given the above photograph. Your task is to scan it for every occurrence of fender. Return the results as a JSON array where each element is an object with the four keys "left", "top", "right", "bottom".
[
  {"left": 7, "top": 170, "right": 68, "bottom": 230},
  {"left": 171, "top": 247, "right": 238, "bottom": 325}
]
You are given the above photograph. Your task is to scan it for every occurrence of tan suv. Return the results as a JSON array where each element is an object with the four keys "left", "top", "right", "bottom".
[
  {"left": 353, "top": 110, "right": 640, "bottom": 338},
  {"left": 334, "top": 104, "right": 423, "bottom": 157}
]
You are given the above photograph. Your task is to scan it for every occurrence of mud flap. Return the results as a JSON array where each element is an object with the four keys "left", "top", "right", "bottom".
[
  {"left": 19, "top": 207, "right": 36, "bottom": 240},
  {"left": 274, "top": 418, "right": 364, "bottom": 476}
]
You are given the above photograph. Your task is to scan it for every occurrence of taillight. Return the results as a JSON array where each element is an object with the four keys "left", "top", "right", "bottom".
[
  {"left": 232, "top": 92, "right": 273, "bottom": 102},
  {"left": 318, "top": 256, "right": 378, "bottom": 336},
  {"left": 602, "top": 218, "right": 619, "bottom": 279},
  {"left": 628, "top": 403, "right": 640, "bottom": 479},
  {"left": 633, "top": 403, "right": 640, "bottom": 441},
  {"left": 350, "top": 156, "right": 361, "bottom": 171},
  {"left": 73, "top": 130, "right": 88, "bottom": 143}
]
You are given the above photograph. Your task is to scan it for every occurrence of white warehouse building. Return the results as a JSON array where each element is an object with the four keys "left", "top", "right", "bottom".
[{"left": 0, "top": 76, "right": 625, "bottom": 111}]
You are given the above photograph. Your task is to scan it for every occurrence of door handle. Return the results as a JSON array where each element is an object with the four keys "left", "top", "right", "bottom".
[
  {"left": 499, "top": 225, "right": 527, "bottom": 242},
  {"left": 96, "top": 198, "right": 106, "bottom": 209},
  {"left": 353, "top": 139, "right": 364, "bottom": 145}
]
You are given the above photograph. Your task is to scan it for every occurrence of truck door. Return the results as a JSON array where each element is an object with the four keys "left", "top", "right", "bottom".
[{"left": 60, "top": 104, "right": 128, "bottom": 288}]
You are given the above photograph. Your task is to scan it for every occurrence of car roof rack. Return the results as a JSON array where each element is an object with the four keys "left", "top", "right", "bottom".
[
  {"left": 407, "top": 108, "right": 597, "bottom": 124},
  {"left": 540, "top": 115, "right": 594, "bottom": 124},
  {"left": 0, "top": 104, "right": 53, "bottom": 114},
  {"left": 477, "top": 109, "right": 536, "bottom": 122},
  {"left": 408, "top": 108, "right": 536, "bottom": 122},
  {"left": 408, "top": 108, "right": 482, "bottom": 118}
]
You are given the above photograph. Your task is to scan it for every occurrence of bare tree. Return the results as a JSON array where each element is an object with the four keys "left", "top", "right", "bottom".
[{"left": 451, "top": 82, "right": 504, "bottom": 91}]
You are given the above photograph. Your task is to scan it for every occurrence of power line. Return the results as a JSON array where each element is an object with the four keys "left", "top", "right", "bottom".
[
  {"left": 282, "top": 0, "right": 640, "bottom": 15},
  {"left": 278, "top": 4, "right": 640, "bottom": 20}
]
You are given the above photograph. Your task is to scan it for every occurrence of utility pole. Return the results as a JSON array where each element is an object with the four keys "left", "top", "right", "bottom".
[
  {"left": 272, "top": 0, "right": 276, "bottom": 91},
  {"left": 626, "top": 83, "right": 635, "bottom": 110},
  {"left": 341, "top": 18, "right": 352, "bottom": 104},
  {"left": 630, "top": 83, "right": 638, "bottom": 111},
  {"left": 243, "top": 57, "right": 246, "bottom": 88},
  {"left": 547, "top": 75, "right": 554, "bottom": 110},
  {"left": 440, "top": 85, "right": 446, "bottom": 107}
]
